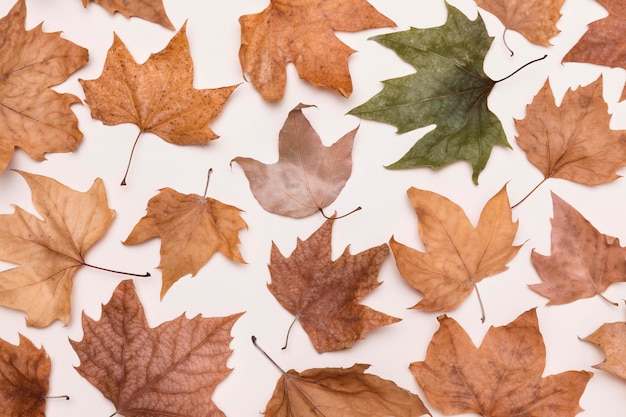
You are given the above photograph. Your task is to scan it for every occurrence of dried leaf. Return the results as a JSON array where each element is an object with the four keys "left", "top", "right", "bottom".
[
  {"left": 81, "top": 0, "right": 174, "bottom": 29},
  {"left": 411, "top": 308, "right": 592, "bottom": 416},
  {"left": 390, "top": 185, "right": 520, "bottom": 320},
  {"left": 233, "top": 104, "right": 357, "bottom": 219},
  {"left": 268, "top": 218, "right": 399, "bottom": 353},
  {"left": 80, "top": 22, "right": 238, "bottom": 184},
  {"left": 0, "top": 171, "right": 114, "bottom": 327},
  {"left": 0, "top": 334, "right": 50, "bottom": 417},
  {"left": 71, "top": 280, "right": 242, "bottom": 417},
  {"left": 0, "top": 0, "right": 88, "bottom": 173},
  {"left": 583, "top": 321, "right": 626, "bottom": 380},
  {"left": 529, "top": 192, "right": 626, "bottom": 305},
  {"left": 239, "top": 0, "right": 395, "bottom": 100},
  {"left": 123, "top": 180, "right": 247, "bottom": 298}
]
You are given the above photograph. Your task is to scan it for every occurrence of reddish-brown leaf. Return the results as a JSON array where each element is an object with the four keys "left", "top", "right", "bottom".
[
  {"left": 411, "top": 308, "right": 592, "bottom": 416},
  {"left": 268, "top": 218, "right": 399, "bottom": 353},
  {"left": 582, "top": 321, "right": 626, "bottom": 380},
  {"left": 81, "top": 0, "right": 174, "bottom": 29},
  {"left": 71, "top": 280, "right": 242, "bottom": 417}
]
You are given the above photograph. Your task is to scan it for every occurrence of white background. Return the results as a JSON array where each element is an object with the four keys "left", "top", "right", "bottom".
[{"left": 1, "top": 0, "right": 626, "bottom": 416}]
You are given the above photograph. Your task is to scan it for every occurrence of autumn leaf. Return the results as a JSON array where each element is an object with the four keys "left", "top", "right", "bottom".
[
  {"left": 563, "top": 0, "right": 626, "bottom": 70},
  {"left": 81, "top": 0, "right": 174, "bottom": 29},
  {"left": 349, "top": 2, "right": 511, "bottom": 184},
  {"left": 0, "top": 171, "right": 116, "bottom": 327},
  {"left": 0, "top": 0, "right": 88, "bottom": 174},
  {"left": 0, "top": 334, "right": 50, "bottom": 417},
  {"left": 529, "top": 192, "right": 626, "bottom": 305},
  {"left": 582, "top": 320, "right": 626, "bottom": 380},
  {"left": 268, "top": 218, "right": 399, "bottom": 353},
  {"left": 71, "top": 279, "right": 242, "bottom": 417},
  {"left": 123, "top": 170, "right": 247, "bottom": 298},
  {"left": 390, "top": 185, "right": 520, "bottom": 322},
  {"left": 80, "top": 22, "right": 238, "bottom": 185},
  {"left": 239, "top": 0, "right": 395, "bottom": 101},
  {"left": 411, "top": 308, "right": 592, "bottom": 416},
  {"left": 233, "top": 104, "right": 357, "bottom": 219}
]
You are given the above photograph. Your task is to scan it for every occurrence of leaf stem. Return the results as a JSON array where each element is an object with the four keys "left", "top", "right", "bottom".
[
  {"left": 252, "top": 336, "right": 286, "bottom": 374},
  {"left": 121, "top": 130, "right": 143, "bottom": 186},
  {"left": 45, "top": 395, "right": 69, "bottom": 400},
  {"left": 502, "top": 28, "right": 514, "bottom": 57},
  {"left": 82, "top": 262, "right": 151, "bottom": 277},
  {"left": 511, "top": 178, "right": 547, "bottom": 209},
  {"left": 598, "top": 292, "right": 619, "bottom": 307},
  {"left": 281, "top": 316, "right": 298, "bottom": 350},
  {"left": 493, "top": 54, "right": 548, "bottom": 83},
  {"left": 474, "top": 281, "right": 486, "bottom": 323},
  {"left": 203, "top": 168, "right": 213, "bottom": 198},
  {"left": 319, "top": 206, "right": 362, "bottom": 219}
]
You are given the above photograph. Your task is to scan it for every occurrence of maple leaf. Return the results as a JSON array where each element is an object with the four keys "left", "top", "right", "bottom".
[
  {"left": 80, "top": 22, "right": 238, "bottom": 185},
  {"left": 390, "top": 185, "right": 520, "bottom": 322},
  {"left": 529, "top": 192, "right": 626, "bottom": 305},
  {"left": 232, "top": 104, "right": 357, "bottom": 219},
  {"left": 123, "top": 171, "right": 247, "bottom": 298},
  {"left": 0, "top": 334, "right": 50, "bottom": 417},
  {"left": 268, "top": 218, "right": 399, "bottom": 353},
  {"left": 0, "top": 171, "right": 115, "bottom": 328},
  {"left": 563, "top": 0, "right": 626, "bottom": 71},
  {"left": 348, "top": 2, "right": 511, "bottom": 184},
  {"left": 582, "top": 320, "right": 626, "bottom": 380},
  {"left": 81, "top": 0, "right": 174, "bottom": 29},
  {"left": 0, "top": 0, "right": 88, "bottom": 174},
  {"left": 238, "top": 0, "right": 395, "bottom": 101},
  {"left": 71, "top": 279, "right": 242, "bottom": 417},
  {"left": 514, "top": 76, "right": 626, "bottom": 206},
  {"left": 411, "top": 308, "right": 592, "bottom": 416}
]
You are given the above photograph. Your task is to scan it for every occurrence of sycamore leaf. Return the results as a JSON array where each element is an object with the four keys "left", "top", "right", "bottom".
[
  {"left": 80, "top": 22, "right": 238, "bottom": 185},
  {"left": 563, "top": 0, "right": 626, "bottom": 70},
  {"left": 0, "top": 334, "right": 50, "bottom": 417},
  {"left": 239, "top": 0, "right": 395, "bottom": 101},
  {"left": 476, "top": 0, "right": 564, "bottom": 48},
  {"left": 582, "top": 321, "right": 626, "bottom": 380},
  {"left": 233, "top": 104, "right": 357, "bottom": 219},
  {"left": 390, "top": 185, "right": 520, "bottom": 322},
  {"left": 529, "top": 192, "right": 626, "bottom": 305},
  {"left": 0, "top": 171, "right": 114, "bottom": 328},
  {"left": 0, "top": 0, "right": 88, "bottom": 174},
  {"left": 71, "top": 280, "right": 242, "bottom": 417},
  {"left": 411, "top": 308, "right": 592, "bottom": 416},
  {"left": 349, "top": 2, "right": 509, "bottom": 184},
  {"left": 123, "top": 174, "right": 247, "bottom": 298},
  {"left": 81, "top": 0, "right": 174, "bottom": 29},
  {"left": 268, "top": 218, "right": 399, "bottom": 353}
]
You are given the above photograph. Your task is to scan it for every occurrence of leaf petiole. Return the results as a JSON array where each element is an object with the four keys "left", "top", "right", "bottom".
[
  {"left": 252, "top": 336, "right": 286, "bottom": 374},
  {"left": 44, "top": 395, "right": 69, "bottom": 400},
  {"left": 493, "top": 54, "right": 548, "bottom": 83},
  {"left": 81, "top": 262, "right": 151, "bottom": 277},
  {"left": 120, "top": 130, "right": 143, "bottom": 186},
  {"left": 318, "top": 206, "right": 362, "bottom": 219}
]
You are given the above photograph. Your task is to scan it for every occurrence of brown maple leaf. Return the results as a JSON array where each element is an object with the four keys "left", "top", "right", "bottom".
[
  {"left": 563, "top": 0, "right": 626, "bottom": 70},
  {"left": 123, "top": 171, "right": 247, "bottom": 298},
  {"left": 0, "top": 0, "right": 88, "bottom": 174},
  {"left": 0, "top": 334, "right": 50, "bottom": 417},
  {"left": 71, "top": 279, "right": 242, "bottom": 417},
  {"left": 390, "top": 185, "right": 520, "bottom": 322},
  {"left": 529, "top": 192, "right": 626, "bottom": 305},
  {"left": 233, "top": 104, "right": 357, "bottom": 219},
  {"left": 81, "top": 0, "right": 174, "bottom": 29},
  {"left": 268, "top": 218, "right": 399, "bottom": 353},
  {"left": 0, "top": 171, "right": 115, "bottom": 327},
  {"left": 411, "top": 308, "right": 592, "bottom": 416},
  {"left": 239, "top": 0, "right": 395, "bottom": 100},
  {"left": 80, "top": 22, "right": 238, "bottom": 185},
  {"left": 582, "top": 320, "right": 626, "bottom": 380}
]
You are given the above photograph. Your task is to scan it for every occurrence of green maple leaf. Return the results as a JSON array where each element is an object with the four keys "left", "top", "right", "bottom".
[{"left": 349, "top": 2, "right": 509, "bottom": 184}]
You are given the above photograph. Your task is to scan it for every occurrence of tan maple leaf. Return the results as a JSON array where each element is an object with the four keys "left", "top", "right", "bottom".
[
  {"left": 390, "top": 185, "right": 521, "bottom": 322},
  {"left": 268, "top": 218, "right": 399, "bottom": 353},
  {"left": 71, "top": 279, "right": 242, "bottom": 417},
  {"left": 411, "top": 308, "right": 592, "bottom": 416},
  {"left": 0, "top": 171, "right": 115, "bottom": 327},
  {"left": 123, "top": 171, "right": 247, "bottom": 298},
  {"left": 0, "top": 0, "right": 88, "bottom": 174},
  {"left": 529, "top": 192, "right": 626, "bottom": 305},
  {"left": 80, "top": 22, "right": 238, "bottom": 185},
  {"left": 233, "top": 104, "right": 357, "bottom": 219},
  {"left": 239, "top": 0, "right": 395, "bottom": 100},
  {"left": 583, "top": 320, "right": 626, "bottom": 380},
  {"left": 0, "top": 334, "right": 50, "bottom": 417},
  {"left": 81, "top": 0, "right": 174, "bottom": 29},
  {"left": 563, "top": 0, "right": 626, "bottom": 70}
]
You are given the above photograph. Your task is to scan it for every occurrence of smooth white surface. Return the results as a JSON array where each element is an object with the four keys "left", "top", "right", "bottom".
[{"left": 1, "top": 0, "right": 626, "bottom": 416}]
